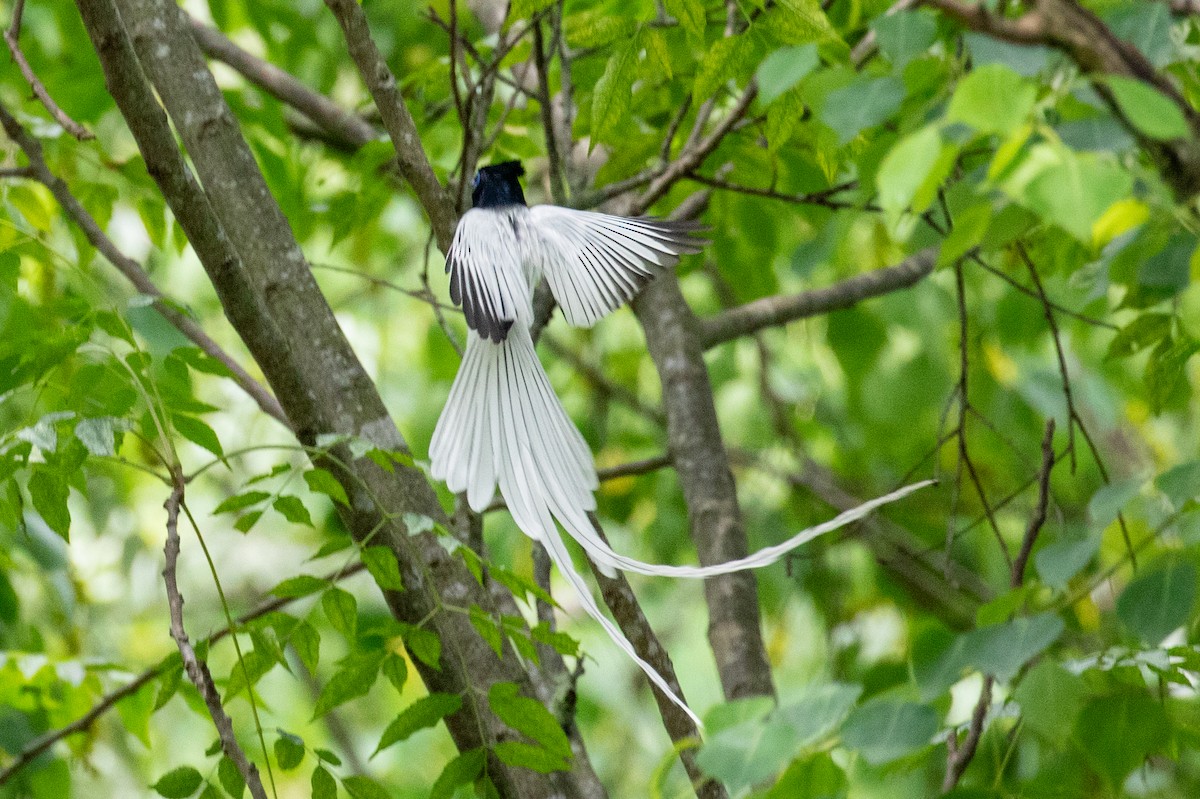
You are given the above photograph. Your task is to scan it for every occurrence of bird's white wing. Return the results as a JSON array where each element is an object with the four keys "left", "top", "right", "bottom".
[
  {"left": 447, "top": 209, "right": 531, "bottom": 342},
  {"left": 526, "top": 206, "right": 705, "bottom": 328}
]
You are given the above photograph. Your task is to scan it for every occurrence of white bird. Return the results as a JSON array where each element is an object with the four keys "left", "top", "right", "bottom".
[{"left": 430, "top": 161, "right": 933, "bottom": 727}]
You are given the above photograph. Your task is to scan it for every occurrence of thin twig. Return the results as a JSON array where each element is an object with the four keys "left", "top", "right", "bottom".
[
  {"left": 1012, "top": 419, "right": 1055, "bottom": 588},
  {"left": 943, "top": 675, "right": 994, "bottom": 792},
  {"left": 685, "top": 173, "right": 860, "bottom": 209},
  {"left": 163, "top": 477, "right": 268, "bottom": 799},
  {"left": 967, "top": 255, "right": 1115, "bottom": 330},
  {"left": 532, "top": 20, "right": 567, "bottom": 204},
  {"left": 954, "top": 262, "right": 1013, "bottom": 571},
  {"left": 4, "top": 0, "right": 94, "bottom": 139},
  {"left": 943, "top": 414, "right": 1055, "bottom": 791},
  {"left": 1017, "top": 244, "right": 1077, "bottom": 470}
]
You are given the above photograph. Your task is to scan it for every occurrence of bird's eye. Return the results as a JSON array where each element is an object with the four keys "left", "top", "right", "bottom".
[{"left": 472, "top": 172, "right": 481, "bottom": 188}]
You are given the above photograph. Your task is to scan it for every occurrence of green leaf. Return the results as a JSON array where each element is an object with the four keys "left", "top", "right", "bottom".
[
  {"left": 233, "top": 511, "right": 262, "bottom": 533},
  {"left": 530, "top": 622, "right": 578, "bottom": 658},
  {"left": 1116, "top": 559, "right": 1198, "bottom": 644},
  {"left": 274, "top": 731, "right": 305, "bottom": 770},
  {"left": 469, "top": 605, "right": 503, "bottom": 657},
  {"left": 1145, "top": 334, "right": 1200, "bottom": 411},
  {"left": 0, "top": 572, "right": 18, "bottom": 624},
  {"left": 766, "top": 85, "right": 806, "bottom": 152},
  {"left": 313, "top": 653, "right": 382, "bottom": 718},
  {"left": 1088, "top": 477, "right": 1144, "bottom": 529},
  {"left": 840, "top": 700, "right": 939, "bottom": 765},
  {"left": 644, "top": 29, "right": 673, "bottom": 79},
  {"left": 663, "top": 0, "right": 704, "bottom": 38},
  {"left": 1107, "top": 76, "right": 1190, "bottom": 141},
  {"left": 429, "top": 749, "right": 486, "bottom": 799},
  {"left": 918, "top": 613, "right": 1064, "bottom": 698},
  {"left": 873, "top": 10, "right": 937, "bottom": 67},
  {"left": 693, "top": 35, "right": 756, "bottom": 102},
  {"left": 213, "top": 491, "right": 270, "bottom": 515},
  {"left": 342, "top": 776, "right": 391, "bottom": 799},
  {"left": 1013, "top": 660, "right": 1086, "bottom": 741},
  {"left": 488, "top": 682, "right": 572, "bottom": 760},
  {"left": 591, "top": 42, "right": 638, "bottom": 143},
  {"left": 381, "top": 652, "right": 408, "bottom": 694},
  {"left": 773, "top": 0, "right": 839, "bottom": 44},
  {"left": 565, "top": 11, "right": 637, "bottom": 49},
  {"left": 947, "top": 64, "right": 1037, "bottom": 135},
  {"left": 303, "top": 468, "right": 349, "bottom": 507},
  {"left": 493, "top": 742, "right": 572, "bottom": 773},
  {"left": 115, "top": 679, "right": 155, "bottom": 747},
  {"left": 217, "top": 756, "right": 244, "bottom": 798},
  {"left": 374, "top": 693, "right": 462, "bottom": 754},
  {"left": 28, "top": 467, "right": 70, "bottom": 540},
  {"left": 1018, "top": 151, "right": 1132, "bottom": 242},
  {"left": 172, "top": 414, "right": 224, "bottom": 458},
  {"left": 1034, "top": 536, "right": 1099, "bottom": 589},
  {"left": 1076, "top": 691, "right": 1169, "bottom": 788},
  {"left": 74, "top": 417, "right": 116, "bottom": 457},
  {"left": 152, "top": 766, "right": 203, "bottom": 798},
  {"left": 820, "top": 76, "right": 905, "bottom": 144},
  {"left": 222, "top": 648, "right": 276, "bottom": 701},
  {"left": 1157, "top": 461, "right": 1200, "bottom": 508},
  {"left": 1107, "top": 313, "right": 1173, "bottom": 359},
  {"left": 292, "top": 621, "right": 321, "bottom": 674},
  {"left": 322, "top": 587, "right": 358, "bottom": 640},
  {"left": 403, "top": 626, "right": 442, "bottom": 670},
  {"left": 310, "top": 766, "right": 336, "bottom": 799},
  {"left": 361, "top": 546, "right": 404, "bottom": 591},
  {"left": 960, "top": 613, "right": 1064, "bottom": 682},
  {"left": 270, "top": 574, "right": 328, "bottom": 599},
  {"left": 509, "top": 0, "right": 555, "bottom": 19},
  {"left": 272, "top": 495, "right": 312, "bottom": 526},
  {"left": 756, "top": 44, "right": 819, "bottom": 105},
  {"left": 877, "top": 125, "right": 943, "bottom": 226},
  {"left": 772, "top": 682, "right": 862, "bottom": 749}
]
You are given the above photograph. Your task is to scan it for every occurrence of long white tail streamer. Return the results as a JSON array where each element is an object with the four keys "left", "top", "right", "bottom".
[{"left": 431, "top": 329, "right": 937, "bottom": 729}]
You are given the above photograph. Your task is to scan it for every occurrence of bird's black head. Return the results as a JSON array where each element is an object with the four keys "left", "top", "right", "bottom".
[{"left": 472, "top": 160, "right": 526, "bottom": 209}]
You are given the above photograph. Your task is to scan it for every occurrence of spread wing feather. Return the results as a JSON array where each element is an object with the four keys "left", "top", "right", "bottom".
[{"left": 527, "top": 206, "right": 706, "bottom": 328}]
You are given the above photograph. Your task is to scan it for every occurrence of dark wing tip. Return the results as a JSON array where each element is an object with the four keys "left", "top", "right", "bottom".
[{"left": 633, "top": 216, "right": 710, "bottom": 254}]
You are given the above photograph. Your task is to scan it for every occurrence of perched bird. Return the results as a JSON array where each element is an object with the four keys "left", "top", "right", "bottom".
[{"left": 430, "top": 161, "right": 932, "bottom": 726}]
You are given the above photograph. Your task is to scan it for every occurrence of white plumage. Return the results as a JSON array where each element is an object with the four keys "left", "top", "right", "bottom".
[{"left": 431, "top": 190, "right": 932, "bottom": 728}]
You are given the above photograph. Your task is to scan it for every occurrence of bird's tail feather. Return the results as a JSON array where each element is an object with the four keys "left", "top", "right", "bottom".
[
  {"left": 556, "top": 479, "right": 938, "bottom": 579},
  {"left": 431, "top": 328, "right": 935, "bottom": 729},
  {"left": 431, "top": 330, "right": 701, "bottom": 723}
]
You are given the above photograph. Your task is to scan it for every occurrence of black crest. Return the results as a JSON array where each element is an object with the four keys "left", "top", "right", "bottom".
[{"left": 472, "top": 160, "right": 527, "bottom": 209}]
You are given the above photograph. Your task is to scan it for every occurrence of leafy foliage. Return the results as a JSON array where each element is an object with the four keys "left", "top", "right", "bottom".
[{"left": 2, "top": 0, "right": 1200, "bottom": 797}]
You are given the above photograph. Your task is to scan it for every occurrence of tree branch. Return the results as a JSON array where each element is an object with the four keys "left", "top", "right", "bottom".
[
  {"left": 698, "top": 248, "right": 937, "bottom": 349},
  {"left": 163, "top": 478, "right": 268, "bottom": 799},
  {"left": 5, "top": 0, "right": 94, "bottom": 139},
  {"left": 322, "top": 0, "right": 458, "bottom": 249},
  {"left": 186, "top": 16, "right": 377, "bottom": 151}
]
